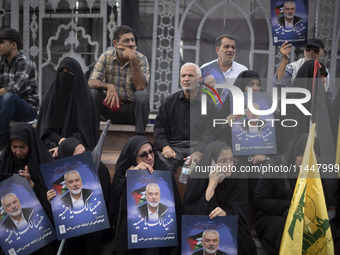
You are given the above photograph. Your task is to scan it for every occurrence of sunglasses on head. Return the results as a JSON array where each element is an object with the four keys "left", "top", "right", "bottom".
[
  {"left": 137, "top": 148, "right": 156, "bottom": 159},
  {"left": 305, "top": 45, "right": 320, "bottom": 53}
]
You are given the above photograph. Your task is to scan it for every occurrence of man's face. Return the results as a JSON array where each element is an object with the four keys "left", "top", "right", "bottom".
[
  {"left": 113, "top": 32, "right": 136, "bottom": 52},
  {"left": 65, "top": 172, "right": 82, "bottom": 195},
  {"left": 3, "top": 194, "right": 22, "bottom": 218},
  {"left": 202, "top": 232, "right": 220, "bottom": 254},
  {"left": 146, "top": 185, "right": 160, "bottom": 209},
  {"left": 11, "top": 139, "right": 29, "bottom": 160},
  {"left": 283, "top": 3, "right": 296, "bottom": 19},
  {"left": 0, "top": 39, "right": 15, "bottom": 57},
  {"left": 246, "top": 104, "right": 260, "bottom": 119},
  {"left": 180, "top": 65, "right": 200, "bottom": 92},
  {"left": 204, "top": 76, "right": 216, "bottom": 89},
  {"left": 304, "top": 45, "right": 324, "bottom": 60},
  {"left": 216, "top": 37, "right": 236, "bottom": 66}
]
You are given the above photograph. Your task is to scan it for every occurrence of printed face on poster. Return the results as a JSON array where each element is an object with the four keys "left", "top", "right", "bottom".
[
  {"left": 126, "top": 170, "right": 177, "bottom": 249},
  {"left": 182, "top": 215, "right": 238, "bottom": 255},
  {"left": 39, "top": 152, "right": 109, "bottom": 240},
  {"left": 0, "top": 175, "right": 56, "bottom": 255},
  {"left": 271, "top": 0, "right": 308, "bottom": 46},
  {"left": 231, "top": 92, "right": 277, "bottom": 156}
]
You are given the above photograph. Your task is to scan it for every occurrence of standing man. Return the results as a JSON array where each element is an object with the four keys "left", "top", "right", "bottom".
[
  {"left": 0, "top": 28, "right": 39, "bottom": 148},
  {"left": 200, "top": 34, "right": 247, "bottom": 103},
  {"left": 89, "top": 25, "right": 150, "bottom": 135},
  {"left": 277, "top": 1, "right": 302, "bottom": 30},
  {"left": 153, "top": 62, "right": 217, "bottom": 171},
  {"left": 273, "top": 38, "right": 336, "bottom": 103}
]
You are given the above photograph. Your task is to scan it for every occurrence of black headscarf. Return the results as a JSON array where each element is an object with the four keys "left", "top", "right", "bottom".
[
  {"left": 234, "top": 70, "right": 261, "bottom": 92},
  {"left": 183, "top": 141, "right": 257, "bottom": 255},
  {"left": 0, "top": 122, "right": 52, "bottom": 211},
  {"left": 283, "top": 133, "right": 320, "bottom": 167},
  {"left": 36, "top": 57, "right": 99, "bottom": 151},
  {"left": 112, "top": 136, "right": 180, "bottom": 252}
]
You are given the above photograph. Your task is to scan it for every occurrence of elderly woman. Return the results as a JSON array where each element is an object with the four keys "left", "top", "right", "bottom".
[
  {"left": 0, "top": 122, "right": 52, "bottom": 213},
  {"left": 111, "top": 135, "right": 180, "bottom": 255},
  {"left": 183, "top": 141, "right": 257, "bottom": 255},
  {"left": 36, "top": 57, "right": 98, "bottom": 158}
]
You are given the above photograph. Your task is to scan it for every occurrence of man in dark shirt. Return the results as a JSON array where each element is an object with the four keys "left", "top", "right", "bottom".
[
  {"left": 0, "top": 28, "right": 39, "bottom": 148},
  {"left": 153, "top": 62, "right": 217, "bottom": 171}
]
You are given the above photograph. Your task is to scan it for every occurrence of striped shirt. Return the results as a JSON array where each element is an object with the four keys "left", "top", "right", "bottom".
[
  {"left": 0, "top": 53, "right": 39, "bottom": 111},
  {"left": 90, "top": 49, "right": 149, "bottom": 101}
]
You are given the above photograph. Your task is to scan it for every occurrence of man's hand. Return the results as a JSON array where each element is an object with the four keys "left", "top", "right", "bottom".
[
  {"left": 162, "top": 145, "right": 176, "bottom": 159},
  {"left": 117, "top": 45, "right": 137, "bottom": 61},
  {"left": 104, "top": 84, "right": 120, "bottom": 108},
  {"left": 188, "top": 151, "right": 202, "bottom": 164},
  {"left": 280, "top": 41, "right": 292, "bottom": 61}
]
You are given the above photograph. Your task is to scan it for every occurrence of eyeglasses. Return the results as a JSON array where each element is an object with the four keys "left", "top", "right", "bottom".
[
  {"left": 217, "top": 158, "right": 238, "bottom": 166},
  {"left": 137, "top": 149, "right": 155, "bottom": 160},
  {"left": 305, "top": 45, "right": 320, "bottom": 53}
]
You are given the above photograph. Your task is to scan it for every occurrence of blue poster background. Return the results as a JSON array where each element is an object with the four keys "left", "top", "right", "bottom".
[
  {"left": 0, "top": 175, "right": 56, "bottom": 255},
  {"left": 271, "top": 0, "right": 308, "bottom": 46},
  {"left": 39, "top": 152, "right": 109, "bottom": 240},
  {"left": 127, "top": 170, "right": 177, "bottom": 249},
  {"left": 231, "top": 92, "right": 277, "bottom": 156},
  {"left": 181, "top": 215, "right": 238, "bottom": 255}
]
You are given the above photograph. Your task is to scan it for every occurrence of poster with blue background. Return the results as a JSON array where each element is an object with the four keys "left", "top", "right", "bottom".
[
  {"left": 0, "top": 175, "right": 56, "bottom": 255},
  {"left": 40, "top": 152, "right": 109, "bottom": 240},
  {"left": 231, "top": 92, "right": 277, "bottom": 156},
  {"left": 271, "top": 0, "right": 308, "bottom": 46},
  {"left": 127, "top": 170, "right": 177, "bottom": 249},
  {"left": 182, "top": 215, "right": 238, "bottom": 255}
]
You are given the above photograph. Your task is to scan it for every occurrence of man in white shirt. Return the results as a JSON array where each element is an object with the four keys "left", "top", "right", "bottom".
[
  {"left": 137, "top": 183, "right": 168, "bottom": 223},
  {"left": 201, "top": 34, "right": 248, "bottom": 103},
  {"left": 1, "top": 193, "right": 33, "bottom": 232},
  {"left": 60, "top": 170, "right": 93, "bottom": 211}
]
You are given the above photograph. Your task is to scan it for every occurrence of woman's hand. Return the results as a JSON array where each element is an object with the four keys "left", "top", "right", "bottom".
[
  {"left": 126, "top": 162, "right": 154, "bottom": 177},
  {"left": 19, "top": 166, "right": 34, "bottom": 188},
  {"left": 46, "top": 189, "right": 57, "bottom": 203},
  {"left": 209, "top": 206, "right": 227, "bottom": 219},
  {"left": 49, "top": 147, "right": 59, "bottom": 158}
]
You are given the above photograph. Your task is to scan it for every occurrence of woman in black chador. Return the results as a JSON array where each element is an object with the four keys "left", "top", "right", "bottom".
[
  {"left": 36, "top": 57, "right": 98, "bottom": 158},
  {"left": 183, "top": 141, "right": 257, "bottom": 255},
  {"left": 111, "top": 135, "right": 180, "bottom": 255}
]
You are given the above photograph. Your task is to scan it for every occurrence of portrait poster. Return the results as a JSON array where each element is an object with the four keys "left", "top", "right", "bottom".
[
  {"left": 271, "top": 0, "right": 308, "bottom": 46},
  {"left": 231, "top": 92, "right": 277, "bottom": 156},
  {"left": 181, "top": 215, "right": 237, "bottom": 255},
  {"left": 126, "top": 170, "right": 177, "bottom": 249},
  {"left": 39, "top": 152, "right": 109, "bottom": 240},
  {"left": 0, "top": 175, "right": 56, "bottom": 255}
]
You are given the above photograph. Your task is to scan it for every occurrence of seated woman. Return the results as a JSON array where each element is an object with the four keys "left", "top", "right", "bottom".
[
  {"left": 0, "top": 122, "right": 52, "bottom": 211},
  {"left": 46, "top": 137, "right": 112, "bottom": 255},
  {"left": 36, "top": 57, "right": 98, "bottom": 158},
  {"left": 183, "top": 141, "right": 257, "bottom": 255},
  {"left": 111, "top": 136, "right": 180, "bottom": 255},
  {"left": 254, "top": 134, "right": 319, "bottom": 255}
]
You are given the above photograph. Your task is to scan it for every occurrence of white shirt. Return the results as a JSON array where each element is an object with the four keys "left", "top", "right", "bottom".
[
  {"left": 12, "top": 212, "right": 29, "bottom": 231},
  {"left": 71, "top": 192, "right": 85, "bottom": 210},
  {"left": 147, "top": 205, "right": 159, "bottom": 223}
]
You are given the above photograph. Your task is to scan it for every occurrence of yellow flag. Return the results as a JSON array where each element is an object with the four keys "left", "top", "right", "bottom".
[
  {"left": 279, "top": 124, "right": 334, "bottom": 255},
  {"left": 336, "top": 118, "right": 340, "bottom": 177}
]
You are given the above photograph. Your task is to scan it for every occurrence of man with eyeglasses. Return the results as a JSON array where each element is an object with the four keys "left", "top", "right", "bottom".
[
  {"left": 89, "top": 25, "right": 150, "bottom": 135},
  {"left": 0, "top": 28, "right": 38, "bottom": 149},
  {"left": 273, "top": 38, "right": 336, "bottom": 103}
]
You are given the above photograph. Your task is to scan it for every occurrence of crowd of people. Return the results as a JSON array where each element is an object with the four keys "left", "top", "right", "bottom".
[{"left": 0, "top": 23, "right": 339, "bottom": 255}]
